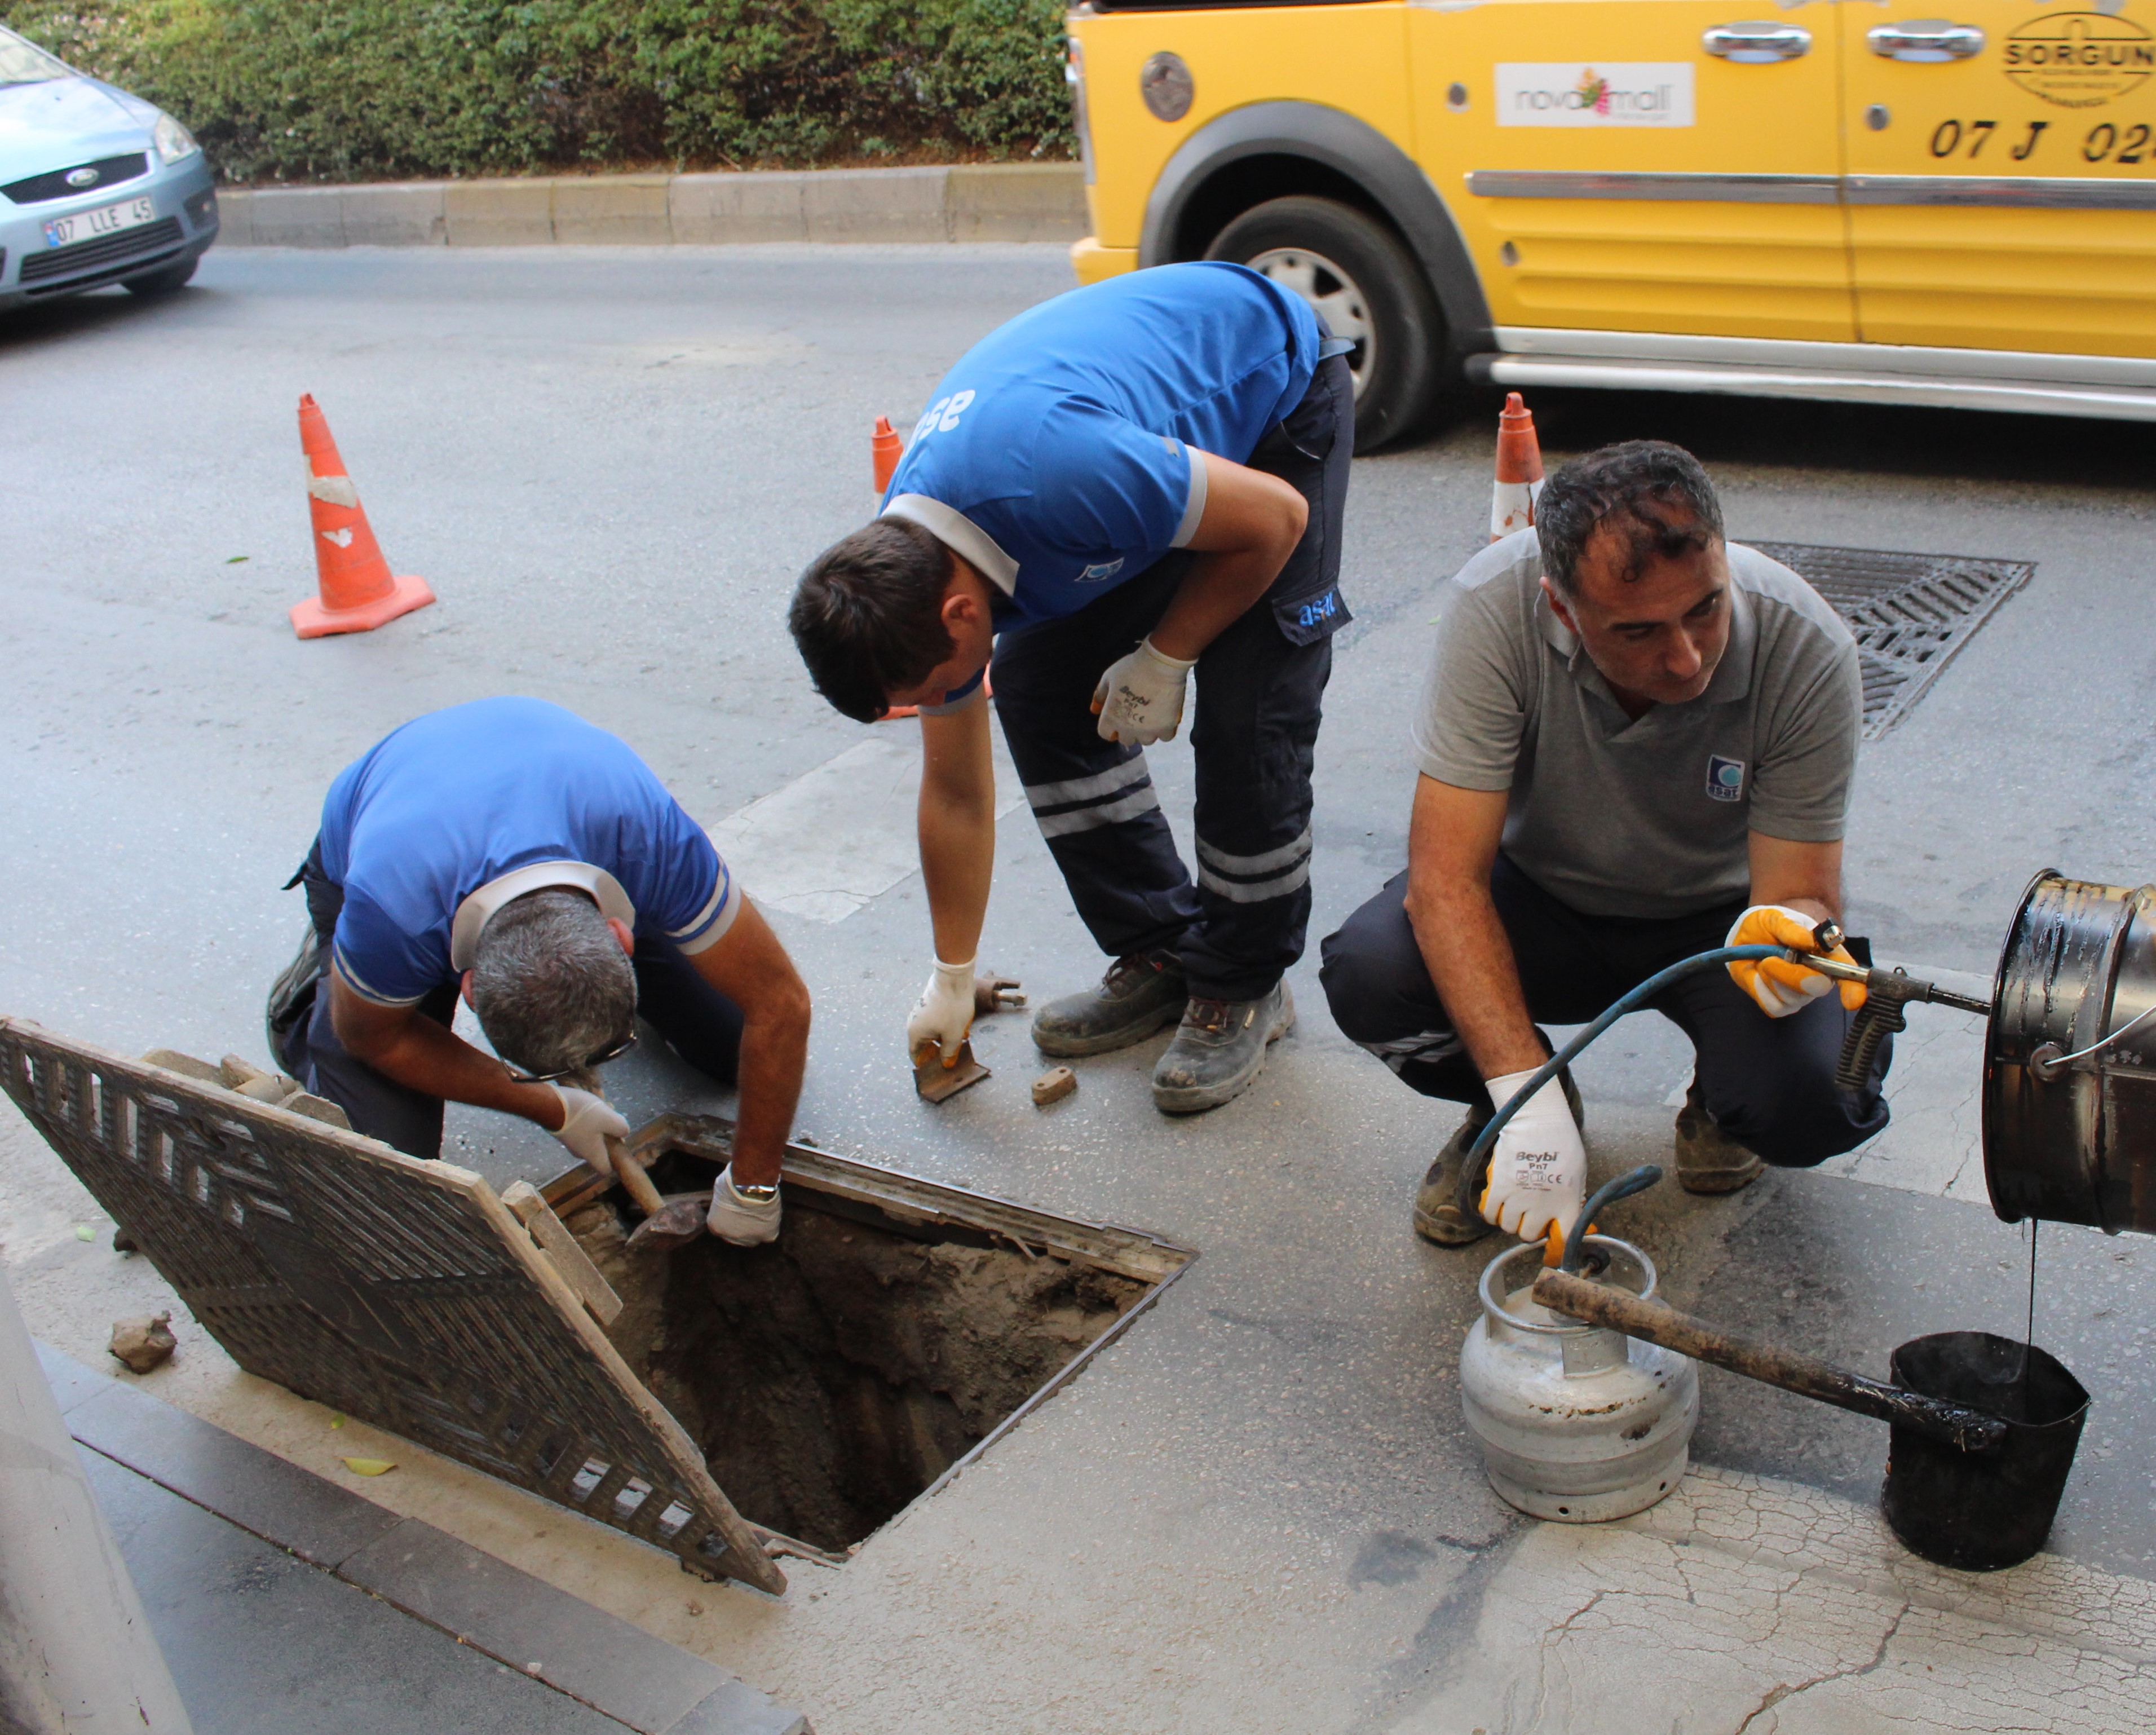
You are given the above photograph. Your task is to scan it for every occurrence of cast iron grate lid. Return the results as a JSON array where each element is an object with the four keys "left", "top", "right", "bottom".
[
  {"left": 1748, "top": 542, "right": 2035, "bottom": 739},
  {"left": 18, "top": 217, "right": 183, "bottom": 284},
  {"left": 0, "top": 1017, "right": 784, "bottom": 1593}
]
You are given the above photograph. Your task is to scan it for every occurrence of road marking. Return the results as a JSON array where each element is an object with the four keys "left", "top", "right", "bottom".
[{"left": 710, "top": 732, "right": 1023, "bottom": 924}]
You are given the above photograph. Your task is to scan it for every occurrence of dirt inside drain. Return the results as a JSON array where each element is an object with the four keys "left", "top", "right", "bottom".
[{"left": 559, "top": 1146, "right": 1168, "bottom": 1553}]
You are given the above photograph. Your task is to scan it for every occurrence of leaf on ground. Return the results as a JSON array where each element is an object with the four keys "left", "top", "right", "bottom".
[
  {"left": 73, "top": 1224, "right": 95, "bottom": 1242},
  {"left": 340, "top": 1456, "right": 396, "bottom": 1477},
  {"left": 329, "top": 1414, "right": 344, "bottom": 1428},
  {"left": 224, "top": 555, "right": 249, "bottom": 563}
]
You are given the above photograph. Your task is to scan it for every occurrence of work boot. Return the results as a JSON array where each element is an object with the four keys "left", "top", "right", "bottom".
[
  {"left": 1150, "top": 982, "right": 1295, "bottom": 1114},
  {"left": 1674, "top": 1081, "right": 1765, "bottom": 1195},
  {"left": 1032, "top": 948, "right": 1188, "bottom": 1058},
  {"left": 1413, "top": 1068, "right": 1585, "bottom": 1248}
]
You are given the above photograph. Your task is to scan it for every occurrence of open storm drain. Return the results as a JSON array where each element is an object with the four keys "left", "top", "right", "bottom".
[
  {"left": 0, "top": 1022, "right": 1194, "bottom": 1591},
  {"left": 1748, "top": 542, "right": 2034, "bottom": 739},
  {"left": 555, "top": 1117, "right": 1194, "bottom": 1556}
]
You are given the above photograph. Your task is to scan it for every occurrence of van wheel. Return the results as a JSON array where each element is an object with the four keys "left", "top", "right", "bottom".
[{"left": 1206, "top": 196, "right": 1445, "bottom": 453}]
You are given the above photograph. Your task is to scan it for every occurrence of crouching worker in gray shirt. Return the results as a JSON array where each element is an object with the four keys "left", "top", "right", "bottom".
[{"left": 1319, "top": 442, "right": 1888, "bottom": 1250}]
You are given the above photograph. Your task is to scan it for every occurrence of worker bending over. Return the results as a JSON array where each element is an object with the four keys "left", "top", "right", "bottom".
[
  {"left": 267, "top": 697, "right": 810, "bottom": 1243},
  {"left": 790, "top": 262, "right": 1353, "bottom": 1113},
  {"left": 1320, "top": 442, "right": 1889, "bottom": 1247}
]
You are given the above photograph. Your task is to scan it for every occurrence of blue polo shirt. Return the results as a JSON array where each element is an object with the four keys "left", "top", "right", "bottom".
[
  {"left": 317, "top": 699, "right": 735, "bottom": 1006},
  {"left": 879, "top": 263, "right": 1323, "bottom": 683}
]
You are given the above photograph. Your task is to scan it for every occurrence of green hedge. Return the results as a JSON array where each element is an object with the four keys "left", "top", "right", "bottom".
[{"left": 5, "top": 1, "right": 1073, "bottom": 181}]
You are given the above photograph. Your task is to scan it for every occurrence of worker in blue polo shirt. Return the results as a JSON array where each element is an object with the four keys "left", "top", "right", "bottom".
[
  {"left": 789, "top": 262, "right": 1353, "bottom": 1113},
  {"left": 265, "top": 697, "right": 811, "bottom": 1244}
]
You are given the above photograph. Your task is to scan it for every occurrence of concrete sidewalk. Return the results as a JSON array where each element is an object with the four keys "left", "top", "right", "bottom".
[
  {"left": 215, "top": 163, "right": 1087, "bottom": 249},
  {"left": 39, "top": 1342, "right": 807, "bottom": 1734}
]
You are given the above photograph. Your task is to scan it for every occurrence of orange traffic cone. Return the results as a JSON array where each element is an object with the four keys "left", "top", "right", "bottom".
[
  {"left": 872, "top": 413, "right": 904, "bottom": 501},
  {"left": 1490, "top": 391, "right": 1545, "bottom": 542},
  {"left": 289, "top": 394, "right": 434, "bottom": 639}
]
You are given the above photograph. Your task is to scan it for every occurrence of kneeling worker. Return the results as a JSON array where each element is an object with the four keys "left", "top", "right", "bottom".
[
  {"left": 790, "top": 262, "right": 1353, "bottom": 1112},
  {"left": 1320, "top": 442, "right": 1888, "bottom": 1247},
  {"left": 268, "top": 697, "right": 810, "bottom": 1244}
]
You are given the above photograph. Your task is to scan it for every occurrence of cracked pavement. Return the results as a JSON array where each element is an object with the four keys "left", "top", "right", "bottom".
[{"left": 6, "top": 246, "right": 2156, "bottom": 1731}]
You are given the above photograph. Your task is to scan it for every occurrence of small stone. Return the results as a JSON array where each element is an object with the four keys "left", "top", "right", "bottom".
[
  {"left": 109, "top": 1312, "right": 176, "bottom": 1374},
  {"left": 1031, "top": 1066, "right": 1077, "bottom": 1108}
]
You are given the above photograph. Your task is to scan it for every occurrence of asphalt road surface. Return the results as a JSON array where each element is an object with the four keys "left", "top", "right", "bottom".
[{"left": 9, "top": 245, "right": 2156, "bottom": 1730}]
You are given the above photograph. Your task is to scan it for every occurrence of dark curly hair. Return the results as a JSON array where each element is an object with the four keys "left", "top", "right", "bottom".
[{"left": 1535, "top": 440, "right": 1725, "bottom": 598}]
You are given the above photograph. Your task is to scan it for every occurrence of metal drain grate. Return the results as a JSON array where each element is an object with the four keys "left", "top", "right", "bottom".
[{"left": 1748, "top": 542, "right": 2034, "bottom": 739}]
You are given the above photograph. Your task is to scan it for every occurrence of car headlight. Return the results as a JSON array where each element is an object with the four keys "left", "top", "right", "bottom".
[{"left": 152, "top": 112, "right": 199, "bottom": 166}]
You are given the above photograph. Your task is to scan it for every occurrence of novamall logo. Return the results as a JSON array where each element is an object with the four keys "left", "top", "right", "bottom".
[{"left": 1496, "top": 63, "right": 1695, "bottom": 127}]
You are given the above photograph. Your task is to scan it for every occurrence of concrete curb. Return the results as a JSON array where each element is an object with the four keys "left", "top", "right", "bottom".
[
  {"left": 218, "top": 163, "right": 1085, "bottom": 248},
  {"left": 37, "top": 1340, "right": 811, "bottom": 1735}
]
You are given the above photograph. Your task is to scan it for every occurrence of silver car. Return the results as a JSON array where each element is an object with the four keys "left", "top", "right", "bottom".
[{"left": 0, "top": 24, "right": 217, "bottom": 311}]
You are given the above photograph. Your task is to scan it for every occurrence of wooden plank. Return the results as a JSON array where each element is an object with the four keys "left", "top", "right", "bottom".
[{"left": 501, "top": 1181, "right": 624, "bottom": 1327}]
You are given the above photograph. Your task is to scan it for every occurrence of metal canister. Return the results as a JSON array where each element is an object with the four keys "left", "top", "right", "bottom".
[
  {"left": 1459, "top": 1235, "right": 1698, "bottom": 1522},
  {"left": 1985, "top": 870, "right": 2156, "bottom": 1234}
]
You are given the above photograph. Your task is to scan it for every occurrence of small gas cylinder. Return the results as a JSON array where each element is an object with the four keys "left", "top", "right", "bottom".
[{"left": 1459, "top": 1235, "right": 1698, "bottom": 1522}]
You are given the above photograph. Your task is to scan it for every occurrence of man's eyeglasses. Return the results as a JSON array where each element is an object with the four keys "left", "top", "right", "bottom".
[{"left": 503, "top": 1030, "right": 639, "bottom": 1085}]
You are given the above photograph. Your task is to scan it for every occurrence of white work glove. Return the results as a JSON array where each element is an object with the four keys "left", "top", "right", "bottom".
[
  {"left": 707, "top": 1164, "right": 782, "bottom": 1246},
  {"left": 546, "top": 1084, "right": 631, "bottom": 1180},
  {"left": 907, "top": 956, "right": 976, "bottom": 1065},
  {"left": 1725, "top": 905, "right": 1866, "bottom": 1018},
  {"left": 1091, "top": 637, "right": 1195, "bottom": 745},
  {"left": 1479, "top": 1069, "right": 1587, "bottom": 1245}
]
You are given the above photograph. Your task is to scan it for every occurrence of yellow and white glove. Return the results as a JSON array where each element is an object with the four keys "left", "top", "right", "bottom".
[
  {"left": 1725, "top": 905, "right": 1866, "bottom": 1018},
  {"left": 907, "top": 956, "right": 977, "bottom": 1066},
  {"left": 707, "top": 1164, "right": 782, "bottom": 1246},
  {"left": 546, "top": 1084, "right": 631, "bottom": 1180},
  {"left": 1478, "top": 1069, "right": 1587, "bottom": 1244},
  {"left": 1092, "top": 637, "right": 1195, "bottom": 745}
]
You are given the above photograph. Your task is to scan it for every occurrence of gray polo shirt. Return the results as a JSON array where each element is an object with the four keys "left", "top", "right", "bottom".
[{"left": 1413, "top": 529, "right": 1862, "bottom": 919}]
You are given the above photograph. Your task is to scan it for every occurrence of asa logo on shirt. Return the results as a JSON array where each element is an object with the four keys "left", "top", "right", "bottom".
[
  {"left": 1078, "top": 559, "right": 1125, "bottom": 584},
  {"left": 1706, "top": 755, "right": 1746, "bottom": 803}
]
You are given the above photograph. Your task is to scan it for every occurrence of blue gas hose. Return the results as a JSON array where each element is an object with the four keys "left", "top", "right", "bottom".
[{"left": 1455, "top": 943, "right": 1792, "bottom": 1219}]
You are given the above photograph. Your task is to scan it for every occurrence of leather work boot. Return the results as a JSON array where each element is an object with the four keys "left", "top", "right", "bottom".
[
  {"left": 1413, "top": 1067, "right": 1585, "bottom": 1247},
  {"left": 1150, "top": 981, "right": 1295, "bottom": 1114},
  {"left": 1674, "top": 1080, "right": 1765, "bottom": 1194},
  {"left": 1032, "top": 948, "right": 1188, "bottom": 1058}
]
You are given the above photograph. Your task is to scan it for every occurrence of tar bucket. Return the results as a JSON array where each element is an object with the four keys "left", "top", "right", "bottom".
[
  {"left": 1460, "top": 1235, "right": 1698, "bottom": 1522},
  {"left": 1985, "top": 870, "right": 2156, "bottom": 1234},
  {"left": 1881, "top": 1331, "right": 2089, "bottom": 1572}
]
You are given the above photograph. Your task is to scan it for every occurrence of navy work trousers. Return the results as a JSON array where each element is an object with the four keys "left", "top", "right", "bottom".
[
  {"left": 989, "top": 354, "right": 1355, "bottom": 1003},
  {"left": 1317, "top": 856, "right": 1892, "bottom": 1168},
  {"left": 273, "top": 842, "right": 744, "bottom": 1161}
]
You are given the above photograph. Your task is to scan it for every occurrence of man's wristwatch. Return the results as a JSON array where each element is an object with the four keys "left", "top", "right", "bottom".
[{"left": 732, "top": 1181, "right": 780, "bottom": 1203}]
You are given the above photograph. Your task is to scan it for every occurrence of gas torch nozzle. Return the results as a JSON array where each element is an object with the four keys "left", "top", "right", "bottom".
[{"left": 1774, "top": 944, "right": 1992, "bottom": 1088}]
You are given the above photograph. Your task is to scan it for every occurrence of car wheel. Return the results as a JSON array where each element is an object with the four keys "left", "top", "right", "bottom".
[
  {"left": 122, "top": 255, "right": 198, "bottom": 298},
  {"left": 1205, "top": 196, "right": 1446, "bottom": 453}
]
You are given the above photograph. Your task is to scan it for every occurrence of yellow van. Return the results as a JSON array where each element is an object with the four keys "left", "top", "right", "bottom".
[{"left": 1066, "top": 1, "right": 2156, "bottom": 448}]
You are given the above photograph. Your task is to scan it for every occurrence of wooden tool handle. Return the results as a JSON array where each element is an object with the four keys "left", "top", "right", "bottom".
[
  {"left": 1530, "top": 1270, "right": 2008, "bottom": 1453},
  {"left": 606, "top": 1133, "right": 666, "bottom": 1217}
]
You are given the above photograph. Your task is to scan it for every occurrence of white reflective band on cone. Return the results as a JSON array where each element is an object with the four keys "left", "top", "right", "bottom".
[{"left": 1490, "top": 477, "right": 1545, "bottom": 541}]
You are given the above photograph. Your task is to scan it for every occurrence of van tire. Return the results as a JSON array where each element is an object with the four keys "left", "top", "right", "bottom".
[{"left": 1205, "top": 196, "right": 1445, "bottom": 453}]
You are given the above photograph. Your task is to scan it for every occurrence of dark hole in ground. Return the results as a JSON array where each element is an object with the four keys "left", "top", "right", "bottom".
[{"left": 560, "top": 1150, "right": 1148, "bottom": 1553}]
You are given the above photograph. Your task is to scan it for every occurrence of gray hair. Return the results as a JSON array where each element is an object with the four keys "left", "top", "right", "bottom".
[
  {"left": 1535, "top": 440, "right": 1725, "bottom": 598},
  {"left": 470, "top": 888, "right": 636, "bottom": 1078}
]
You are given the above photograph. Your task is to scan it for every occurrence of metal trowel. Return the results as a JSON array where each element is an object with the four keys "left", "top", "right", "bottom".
[
  {"left": 914, "top": 1039, "right": 991, "bottom": 1103},
  {"left": 912, "top": 972, "right": 1022, "bottom": 1103},
  {"left": 625, "top": 1191, "right": 712, "bottom": 1255}
]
